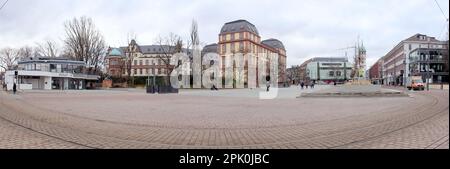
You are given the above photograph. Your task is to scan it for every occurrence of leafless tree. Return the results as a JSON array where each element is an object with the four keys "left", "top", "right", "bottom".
[
  {"left": 63, "top": 16, "right": 107, "bottom": 74},
  {"left": 188, "top": 19, "right": 200, "bottom": 55},
  {"left": 0, "top": 47, "right": 20, "bottom": 71},
  {"left": 188, "top": 19, "right": 201, "bottom": 87},
  {"left": 155, "top": 33, "right": 184, "bottom": 85},
  {"left": 36, "top": 40, "right": 59, "bottom": 57},
  {"left": 18, "top": 46, "right": 35, "bottom": 58},
  {"left": 124, "top": 39, "right": 139, "bottom": 86}
]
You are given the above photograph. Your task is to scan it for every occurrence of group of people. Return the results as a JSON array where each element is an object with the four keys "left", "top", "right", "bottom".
[{"left": 299, "top": 81, "right": 315, "bottom": 89}]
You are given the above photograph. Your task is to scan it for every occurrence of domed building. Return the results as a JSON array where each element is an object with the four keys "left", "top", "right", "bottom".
[
  {"left": 216, "top": 19, "right": 287, "bottom": 87},
  {"left": 105, "top": 47, "right": 126, "bottom": 77}
]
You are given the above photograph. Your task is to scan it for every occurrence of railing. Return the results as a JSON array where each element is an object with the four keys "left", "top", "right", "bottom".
[{"left": 409, "top": 55, "right": 446, "bottom": 63}]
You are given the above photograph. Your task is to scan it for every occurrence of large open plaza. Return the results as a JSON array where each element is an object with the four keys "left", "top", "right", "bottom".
[{"left": 0, "top": 86, "right": 448, "bottom": 149}]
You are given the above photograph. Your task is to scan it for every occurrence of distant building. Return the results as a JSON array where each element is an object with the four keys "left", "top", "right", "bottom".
[
  {"left": 298, "top": 58, "right": 313, "bottom": 83},
  {"left": 201, "top": 43, "right": 219, "bottom": 71},
  {"left": 304, "top": 57, "right": 353, "bottom": 84},
  {"left": 381, "top": 34, "right": 448, "bottom": 86},
  {"left": 105, "top": 40, "right": 190, "bottom": 79},
  {"left": 4, "top": 57, "right": 99, "bottom": 90},
  {"left": 369, "top": 58, "right": 383, "bottom": 84},
  {"left": 286, "top": 65, "right": 301, "bottom": 85},
  {"left": 217, "top": 19, "right": 287, "bottom": 87}
]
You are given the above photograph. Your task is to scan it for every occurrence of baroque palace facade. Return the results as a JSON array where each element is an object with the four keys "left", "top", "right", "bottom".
[
  {"left": 106, "top": 19, "right": 287, "bottom": 88},
  {"left": 105, "top": 40, "right": 188, "bottom": 79},
  {"left": 211, "top": 19, "right": 288, "bottom": 87}
]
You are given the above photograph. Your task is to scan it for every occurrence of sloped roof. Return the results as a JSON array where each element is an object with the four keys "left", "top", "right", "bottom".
[
  {"left": 261, "top": 38, "right": 285, "bottom": 50},
  {"left": 220, "top": 20, "right": 259, "bottom": 35},
  {"left": 109, "top": 48, "right": 123, "bottom": 56},
  {"left": 201, "top": 43, "right": 218, "bottom": 54},
  {"left": 404, "top": 33, "right": 440, "bottom": 42},
  {"left": 311, "top": 57, "right": 348, "bottom": 62}
]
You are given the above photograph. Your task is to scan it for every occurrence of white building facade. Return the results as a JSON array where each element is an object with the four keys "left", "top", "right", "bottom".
[
  {"left": 4, "top": 57, "right": 99, "bottom": 91},
  {"left": 382, "top": 34, "right": 448, "bottom": 86},
  {"left": 306, "top": 57, "right": 353, "bottom": 84}
]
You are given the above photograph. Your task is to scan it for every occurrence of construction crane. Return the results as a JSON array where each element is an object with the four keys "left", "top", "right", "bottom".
[
  {"left": 337, "top": 38, "right": 367, "bottom": 80},
  {"left": 336, "top": 45, "right": 358, "bottom": 79},
  {"left": 336, "top": 46, "right": 357, "bottom": 60}
]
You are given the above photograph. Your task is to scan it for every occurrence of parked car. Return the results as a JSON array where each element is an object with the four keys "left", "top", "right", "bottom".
[{"left": 407, "top": 76, "right": 425, "bottom": 90}]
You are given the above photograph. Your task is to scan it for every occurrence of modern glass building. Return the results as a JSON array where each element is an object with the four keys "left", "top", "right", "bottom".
[
  {"left": 4, "top": 57, "right": 100, "bottom": 90},
  {"left": 306, "top": 57, "right": 353, "bottom": 84}
]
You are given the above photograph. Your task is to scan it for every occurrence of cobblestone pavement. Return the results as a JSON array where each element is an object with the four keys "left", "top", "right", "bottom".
[{"left": 0, "top": 86, "right": 448, "bottom": 149}]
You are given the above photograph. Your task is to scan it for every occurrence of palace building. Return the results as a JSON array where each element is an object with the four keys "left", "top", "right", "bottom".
[
  {"left": 105, "top": 40, "right": 190, "bottom": 79},
  {"left": 215, "top": 19, "right": 288, "bottom": 87}
]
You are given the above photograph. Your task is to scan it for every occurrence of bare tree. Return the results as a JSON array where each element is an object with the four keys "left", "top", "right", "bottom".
[
  {"left": 63, "top": 16, "right": 107, "bottom": 74},
  {"left": 189, "top": 19, "right": 200, "bottom": 54},
  {"left": 155, "top": 33, "right": 184, "bottom": 85},
  {"left": 124, "top": 39, "right": 139, "bottom": 86},
  {"left": 18, "top": 46, "right": 34, "bottom": 58},
  {"left": 36, "top": 40, "right": 59, "bottom": 57},
  {"left": 0, "top": 47, "right": 20, "bottom": 71}
]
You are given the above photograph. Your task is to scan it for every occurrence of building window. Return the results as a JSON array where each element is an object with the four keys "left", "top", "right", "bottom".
[
  {"left": 134, "top": 69, "right": 137, "bottom": 75},
  {"left": 145, "top": 60, "right": 149, "bottom": 65},
  {"left": 222, "top": 44, "right": 226, "bottom": 53},
  {"left": 336, "top": 71, "right": 342, "bottom": 77},
  {"left": 239, "top": 32, "right": 243, "bottom": 40},
  {"left": 139, "top": 60, "right": 143, "bottom": 65},
  {"left": 329, "top": 71, "right": 334, "bottom": 77},
  {"left": 134, "top": 60, "right": 137, "bottom": 65}
]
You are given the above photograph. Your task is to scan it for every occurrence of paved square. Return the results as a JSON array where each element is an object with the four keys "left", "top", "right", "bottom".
[{"left": 0, "top": 86, "right": 448, "bottom": 149}]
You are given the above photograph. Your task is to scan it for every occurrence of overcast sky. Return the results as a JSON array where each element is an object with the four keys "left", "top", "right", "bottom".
[{"left": 1, "top": 0, "right": 448, "bottom": 68}]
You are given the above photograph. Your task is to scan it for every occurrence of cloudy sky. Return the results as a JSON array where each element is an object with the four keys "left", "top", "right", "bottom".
[{"left": 0, "top": 0, "right": 448, "bottom": 68}]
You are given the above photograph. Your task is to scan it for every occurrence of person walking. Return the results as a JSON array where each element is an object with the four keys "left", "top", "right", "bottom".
[
  {"left": 266, "top": 81, "right": 270, "bottom": 92},
  {"left": 305, "top": 81, "right": 309, "bottom": 89},
  {"left": 311, "top": 81, "right": 315, "bottom": 89},
  {"left": 300, "top": 81, "right": 304, "bottom": 89},
  {"left": 13, "top": 83, "right": 17, "bottom": 94}
]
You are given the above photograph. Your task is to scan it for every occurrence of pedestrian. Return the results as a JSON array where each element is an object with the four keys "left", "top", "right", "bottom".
[
  {"left": 13, "top": 83, "right": 17, "bottom": 94},
  {"left": 334, "top": 81, "right": 337, "bottom": 86},
  {"left": 305, "top": 82, "right": 309, "bottom": 89},
  {"left": 266, "top": 81, "right": 270, "bottom": 92},
  {"left": 311, "top": 81, "right": 315, "bottom": 89},
  {"left": 300, "top": 81, "right": 304, "bottom": 89}
]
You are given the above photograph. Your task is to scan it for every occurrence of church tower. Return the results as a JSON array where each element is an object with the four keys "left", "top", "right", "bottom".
[{"left": 357, "top": 42, "right": 367, "bottom": 79}]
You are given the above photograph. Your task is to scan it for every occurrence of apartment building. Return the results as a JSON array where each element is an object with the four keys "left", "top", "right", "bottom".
[{"left": 382, "top": 34, "right": 448, "bottom": 86}]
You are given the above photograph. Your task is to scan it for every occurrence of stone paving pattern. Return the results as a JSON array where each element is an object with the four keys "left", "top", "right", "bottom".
[{"left": 0, "top": 86, "right": 448, "bottom": 149}]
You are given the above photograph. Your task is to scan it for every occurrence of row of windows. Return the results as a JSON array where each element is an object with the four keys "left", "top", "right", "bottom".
[
  {"left": 221, "top": 32, "right": 260, "bottom": 43},
  {"left": 131, "top": 68, "right": 167, "bottom": 75},
  {"left": 220, "top": 42, "right": 276, "bottom": 54},
  {"left": 329, "top": 71, "right": 343, "bottom": 77},
  {"left": 133, "top": 59, "right": 163, "bottom": 66},
  {"left": 110, "top": 68, "right": 168, "bottom": 76}
]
